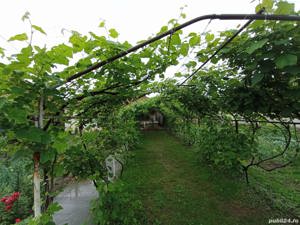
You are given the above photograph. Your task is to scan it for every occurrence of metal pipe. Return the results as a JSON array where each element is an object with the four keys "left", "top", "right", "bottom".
[
  {"left": 57, "top": 13, "right": 300, "bottom": 87},
  {"left": 179, "top": 9, "right": 265, "bottom": 86}
]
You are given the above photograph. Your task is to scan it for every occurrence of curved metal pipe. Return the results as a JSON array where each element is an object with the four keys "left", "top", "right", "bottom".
[{"left": 60, "top": 13, "right": 300, "bottom": 86}]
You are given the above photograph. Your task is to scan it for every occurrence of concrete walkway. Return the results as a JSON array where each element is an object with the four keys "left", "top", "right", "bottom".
[{"left": 53, "top": 180, "right": 98, "bottom": 225}]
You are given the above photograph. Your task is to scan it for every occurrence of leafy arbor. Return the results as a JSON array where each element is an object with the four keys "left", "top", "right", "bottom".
[
  {"left": 0, "top": 10, "right": 188, "bottom": 221},
  {"left": 156, "top": 0, "right": 300, "bottom": 183},
  {"left": 0, "top": 0, "right": 300, "bottom": 222}
]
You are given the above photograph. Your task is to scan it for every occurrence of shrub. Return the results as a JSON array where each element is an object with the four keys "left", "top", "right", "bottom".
[
  {"left": 196, "top": 119, "right": 255, "bottom": 173},
  {"left": 0, "top": 158, "right": 33, "bottom": 224},
  {"left": 91, "top": 182, "right": 148, "bottom": 225}
]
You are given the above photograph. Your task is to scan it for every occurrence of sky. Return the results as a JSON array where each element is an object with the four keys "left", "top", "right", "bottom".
[
  {"left": 0, "top": 0, "right": 299, "bottom": 87},
  {"left": 1, "top": 0, "right": 299, "bottom": 53}
]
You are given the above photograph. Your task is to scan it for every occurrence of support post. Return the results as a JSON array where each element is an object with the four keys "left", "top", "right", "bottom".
[
  {"left": 33, "top": 95, "right": 44, "bottom": 217},
  {"left": 33, "top": 151, "right": 41, "bottom": 217}
]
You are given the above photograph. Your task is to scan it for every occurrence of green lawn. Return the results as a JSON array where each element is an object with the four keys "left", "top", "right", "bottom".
[
  {"left": 249, "top": 160, "right": 300, "bottom": 217},
  {"left": 121, "top": 131, "right": 284, "bottom": 225}
]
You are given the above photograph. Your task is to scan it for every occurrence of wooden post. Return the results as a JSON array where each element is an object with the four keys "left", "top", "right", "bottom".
[{"left": 33, "top": 95, "right": 43, "bottom": 217}]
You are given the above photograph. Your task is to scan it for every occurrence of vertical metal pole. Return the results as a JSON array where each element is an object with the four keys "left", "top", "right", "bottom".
[
  {"left": 113, "top": 158, "right": 116, "bottom": 179},
  {"left": 33, "top": 95, "right": 43, "bottom": 217}
]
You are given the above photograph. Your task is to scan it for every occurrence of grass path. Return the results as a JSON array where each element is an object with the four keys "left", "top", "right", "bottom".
[{"left": 122, "top": 131, "right": 281, "bottom": 225}]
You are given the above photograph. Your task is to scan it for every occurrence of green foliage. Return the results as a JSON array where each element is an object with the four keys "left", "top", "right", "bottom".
[
  {"left": 16, "top": 127, "right": 50, "bottom": 144},
  {"left": 0, "top": 159, "right": 33, "bottom": 225},
  {"left": 4, "top": 107, "right": 28, "bottom": 124},
  {"left": 275, "top": 1, "right": 295, "bottom": 14},
  {"left": 205, "top": 33, "right": 214, "bottom": 42},
  {"left": 180, "top": 43, "right": 189, "bottom": 56},
  {"left": 8, "top": 33, "right": 28, "bottom": 42},
  {"left": 195, "top": 119, "right": 255, "bottom": 172},
  {"left": 0, "top": 8, "right": 184, "bottom": 219},
  {"left": 189, "top": 35, "right": 200, "bottom": 47},
  {"left": 18, "top": 203, "right": 62, "bottom": 225},
  {"left": 170, "top": 33, "right": 181, "bottom": 45},
  {"left": 218, "top": 0, "right": 300, "bottom": 119},
  {"left": 51, "top": 132, "right": 71, "bottom": 154},
  {"left": 109, "top": 28, "right": 119, "bottom": 38},
  {"left": 99, "top": 21, "right": 105, "bottom": 28},
  {"left": 275, "top": 54, "right": 298, "bottom": 69},
  {"left": 245, "top": 38, "right": 268, "bottom": 54},
  {"left": 63, "top": 108, "right": 140, "bottom": 183},
  {"left": 0, "top": 0, "right": 299, "bottom": 220},
  {"left": 32, "top": 25, "right": 46, "bottom": 35},
  {"left": 256, "top": 0, "right": 274, "bottom": 12},
  {"left": 91, "top": 182, "right": 148, "bottom": 225}
]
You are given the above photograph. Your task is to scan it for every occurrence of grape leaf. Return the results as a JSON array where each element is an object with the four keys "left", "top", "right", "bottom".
[
  {"left": 32, "top": 25, "right": 47, "bottom": 35},
  {"left": 16, "top": 127, "right": 50, "bottom": 143},
  {"left": 5, "top": 107, "right": 28, "bottom": 124},
  {"left": 189, "top": 36, "right": 200, "bottom": 47},
  {"left": 252, "top": 73, "right": 264, "bottom": 85},
  {"left": 205, "top": 33, "right": 214, "bottom": 42},
  {"left": 8, "top": 33, "right": 28, "bottom": 42},
  {"left": 245, "top": 39, "right": 268, "bottom": 54},
  {"left": 275, "top": 54, "right": 298, "bottom": 69},
  {"left": 180, "top": 43, "right": 189, "bottom": 56},
  {"left": 109, "top": 29, "right": 119, "bottom": 38}
]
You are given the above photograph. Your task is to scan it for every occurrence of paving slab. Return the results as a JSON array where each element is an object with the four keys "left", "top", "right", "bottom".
[{"left": 53, "top": 180, "right": 98, "bottom": 225}]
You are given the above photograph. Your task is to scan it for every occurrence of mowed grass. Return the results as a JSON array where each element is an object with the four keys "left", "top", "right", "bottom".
[{"left": 121, "top": 131, "right": 283, "bottom": 225}]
